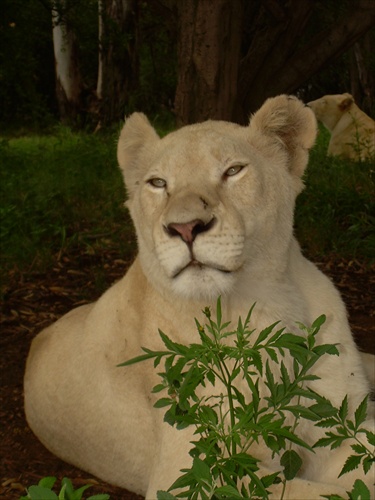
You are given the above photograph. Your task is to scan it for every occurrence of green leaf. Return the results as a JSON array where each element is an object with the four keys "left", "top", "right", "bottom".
[
  {"left": 27, "top": 486, "right": 58, "bottom": 500},
  {"left": 265, "top": 361, "right": 277, "bottom": 397},
  {"left": 117, "top": 350, "right": 164, "bottom": 367},
  {"left": 268, "top": 326, "right": 285, "bottom": 344},
  {"left": 86, "top": 495, "right": 110, "bottom": 500},
  {"left": 192, "top": 457, "right": 212, "bottom": 483},
  {"left": 286, "top": 405, "right": 321, "bottom": 421},
  {"left": 215, "top": 296, "right": 222, "bottom": 328},
  {"left": 309, "top": 401, "right": 337, "bottom": 418},
  {"left": 265, "top": 346, "right": 279, "bottom": 363},
  {"left": 157, "top": 491, "right": 177, "bottom": 500},
  {"left": 260, "top": 471, "right": 281, "bottom": 487},
  {"left": 339, "top": 396, "right": 348, "bottom": 422},
  {"left": 214, "top": 485, "right": 243, "bottom": 499},
  {"left": 365, "top": 430, "right": 375, "bottom": 446},
  {"left": 152, "top": 383, "right": 167, "bottom": 394},
  {"left": 280, "top": 450, "right": 303, "bottom": 480},
  {"left": 241, "top": 302, "right": 256, "bottom": 331},
  {"left": 277, "top": 333, "right": 306, "bottom": 346},
  {"left": 311, "top": 314, "right": 326, "bottom": 331},
  {"left": 38, "top": 477, "right": 57, "bottom": 490},
  {"left": 354, "top": 396, "right": 368, "bottom": 429},
  {"left": 253, "top": 322, "right": 280, "bottom": 347},
  {"left": 280, "top": 361, "right": 291, "bottom": 389},
  {"left": 312, "top": 344, "right": 339, "bottom": 357},
  {"left": 276, "top": 428, "right": 314, "bottom": 451},
  {"left": 71, "top": 484, "right": 93, "bottom": 500},
  {"left": 164, "top": 406, "right": 178, "bottom": 426},
  {"left": 206, "top": 369, "right": 215, "bottom": 386},
  {"left": 349, "top": 479, "right": 370, "bottom": 500},
  {"left": 339, "top": 454, "right": 362, "bottom": 477},
  {"left": 351, "top": 443, "right": 366, "bottom": 455},
  {"left": 58, "top": 484, "right": 67, "bottom": 500},
  {"left": 248, "top": 349, "right": 263, "bottom": 375},
  {"left": 154, "top": 397, "right": 173, "bottom": 408},
  {"left": 363, "top": 456, "right": 374, "bottom": 474},
  {"left": 159, "top": 331, "right": 188, "bottom": 355}
]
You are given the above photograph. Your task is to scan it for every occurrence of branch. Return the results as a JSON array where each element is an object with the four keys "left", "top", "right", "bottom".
[
  {"left": 237, "top": 0, "right": 313, "bottom": 101},
  {"left": 271, "top": 0, "right": 375, "bottom": 94}
]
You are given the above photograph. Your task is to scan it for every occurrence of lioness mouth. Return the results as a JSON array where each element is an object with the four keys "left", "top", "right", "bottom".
[{"left": 172, "top": 260, "right": 232, "bottom": 278}]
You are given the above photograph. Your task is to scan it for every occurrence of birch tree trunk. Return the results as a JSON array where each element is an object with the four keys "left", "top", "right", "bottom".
[{"left": 52, "top": 1, "right": 83, "bottom": 124}]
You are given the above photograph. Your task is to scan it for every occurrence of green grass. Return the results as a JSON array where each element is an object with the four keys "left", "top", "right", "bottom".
[
  {"left": 0, "top": 125, "right": 133, "bottom": 283},
  {"left": 0, "top": 123, "right": 374, "bottom": 290},
  {"left": 296, "top": 126, "right": 375, "bottom": 260}
]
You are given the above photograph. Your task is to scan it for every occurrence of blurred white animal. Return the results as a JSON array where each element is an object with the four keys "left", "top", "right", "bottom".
[{"left": 308, "top": 93, "right": 375, "bottom": 161}]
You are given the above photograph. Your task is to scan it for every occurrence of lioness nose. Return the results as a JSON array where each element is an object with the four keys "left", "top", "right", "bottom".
[{"left": 166, "top": 218, "right": 215, "bottom": 244}]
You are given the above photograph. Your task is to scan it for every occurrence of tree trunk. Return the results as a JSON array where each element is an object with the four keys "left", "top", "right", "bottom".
[
  {"left": 174, "top": 0, "right": 244, "bottom": 126},
  {"left": 52, "top": 1, "right": 83, "bottom": 124},
  {"left": 174, "top": 0, "right": 374, "bottom": 126},
  {"left": 350, "top": 31, "right": 374, "bottom": 115},
  {"left": 234, "top": 0, "right": 375, "bottom": 123},
  {"left": 96, "top": 0, "right": 138, "bottom": 127}
]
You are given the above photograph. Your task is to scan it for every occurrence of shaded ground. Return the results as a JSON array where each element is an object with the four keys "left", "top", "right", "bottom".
[{"left": 1, "top": 248, "right": 374, "bottom": 500}]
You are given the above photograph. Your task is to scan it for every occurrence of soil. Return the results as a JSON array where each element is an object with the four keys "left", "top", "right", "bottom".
[{"left": 1, "top": 248, "right": 374, "bottom": 500}]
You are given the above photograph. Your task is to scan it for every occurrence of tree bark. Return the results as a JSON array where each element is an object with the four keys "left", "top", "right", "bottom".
[
  {"left": 95, "top": 0, "right": 138, "bottom": 127},
  {"left": 234, "top": 0, "right": 375, "bottom": 123},
  {"left": 174, "top": 0, "right": 374, "bottom": 126},
  {"left": 350, "top": 31, "right": 374, "bottom": 115},
  {"left": 52, "top": 0, "right": 83, "bottom": 124},
  {"left": 174, "top": 0, "right": 244, "bottom": 126}
]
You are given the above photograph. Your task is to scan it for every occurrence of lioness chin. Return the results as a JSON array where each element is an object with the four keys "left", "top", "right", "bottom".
[{"left": 24, "top": 95, "right": 374, "bottom": 499}]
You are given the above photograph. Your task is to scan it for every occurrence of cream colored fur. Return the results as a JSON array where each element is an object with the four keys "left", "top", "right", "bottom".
[
  {"left": 308, "top": 93, "right": 375, "bottom": 161},
  {"left": 24, "top": 96, "right": 374, "bottom": 499}
]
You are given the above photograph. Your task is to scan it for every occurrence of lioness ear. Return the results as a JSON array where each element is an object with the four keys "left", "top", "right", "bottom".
[
  {"left": 117, "top": 112, "right": 160, "bottom": 197},
  {"left": 339, "top": 94, "right": 354, "bottom": 112},
  {"left": 249, "top": 95, "right": 317, "bottom": 181}
]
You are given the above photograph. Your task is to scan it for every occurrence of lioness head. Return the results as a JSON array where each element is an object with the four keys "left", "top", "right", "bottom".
[
  {"left": 307, "top": 93, "right": 355, "bottom": 132},
  {"left": 117, "top": 95, "right": 316, "bottom": 301}
]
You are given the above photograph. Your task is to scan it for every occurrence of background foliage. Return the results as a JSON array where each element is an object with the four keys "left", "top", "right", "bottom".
[
  {"left": 1, "top": 123, "right": 373, "bottom": 292},
  {"left": 0, "top": 0, "right": 374, "bottom": 130}
]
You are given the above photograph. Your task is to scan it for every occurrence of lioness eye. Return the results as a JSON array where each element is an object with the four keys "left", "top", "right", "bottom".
[
  {"left": 148, "top": 178, "right": 167, "bottom": 188},
  {"left": 224, "top": 165, "right": 243, "bottom": 177}
]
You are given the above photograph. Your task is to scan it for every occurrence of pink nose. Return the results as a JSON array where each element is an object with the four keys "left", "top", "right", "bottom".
[{"left": 166, "top": 218, "right": 215, "bottom": 243}]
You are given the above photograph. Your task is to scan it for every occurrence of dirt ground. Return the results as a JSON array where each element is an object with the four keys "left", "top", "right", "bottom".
[{"left": 1, "top": 249, "right": 374, "bottom": 500}]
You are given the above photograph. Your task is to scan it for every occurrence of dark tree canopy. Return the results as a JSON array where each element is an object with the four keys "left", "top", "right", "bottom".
[{"left": 0, "top": 0, "right": 374, "bottom": 129}]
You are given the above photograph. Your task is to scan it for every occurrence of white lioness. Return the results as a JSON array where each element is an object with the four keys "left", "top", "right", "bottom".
[
  {"left": 307, "top": 93, "right": 375, "bottom": 161},
  {"left": 24, "top": 96, "right": 374, "bottom": 499}
]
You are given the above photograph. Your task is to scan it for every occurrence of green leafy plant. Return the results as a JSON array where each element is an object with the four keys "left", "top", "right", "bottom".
[
  {"left": 121, "top": 299, "right": 374, "bottom": 499},
  {"left": 317, "top": 395, "right": 375, "bottom": 500},
  {"left": 19, "top": 476, "right": 110, "bottom": 500}
]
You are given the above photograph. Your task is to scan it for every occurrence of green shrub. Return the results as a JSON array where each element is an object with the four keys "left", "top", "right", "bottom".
[
  {"left": 19, "top": 476, "right": 110, "bottom": 500},
  {"left": 295, "top": 125, "right": 375, "bottom": 259},
  {"left": 121, "top": 299, "right": 374, "bottom": 499},
  {"left": 0, "top": 127, "right": 134, "bottom": 283}
]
